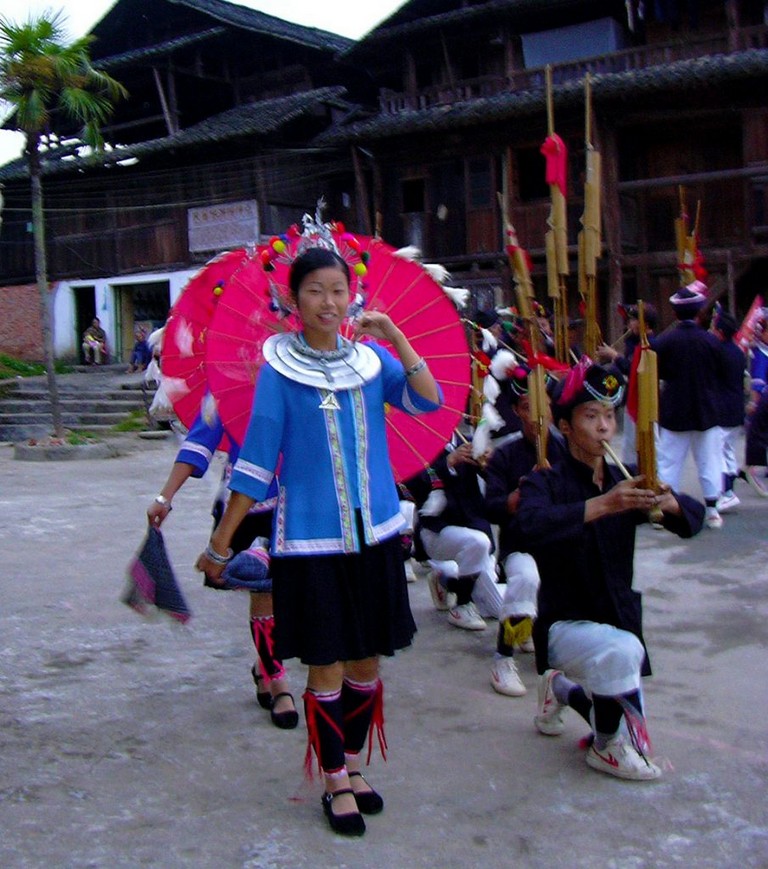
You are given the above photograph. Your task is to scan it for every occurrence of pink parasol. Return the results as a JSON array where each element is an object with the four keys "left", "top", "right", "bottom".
[
  {"left": 204, "top": 229, "right": 471, "bottom": 482},
  {"left": 161, "top": 248, "right": 248, "bottom": 439}
]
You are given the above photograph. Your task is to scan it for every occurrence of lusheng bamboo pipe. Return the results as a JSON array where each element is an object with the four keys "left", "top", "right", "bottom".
[{"left": 602, "top": 439, "right": 664, "bottom": 523}]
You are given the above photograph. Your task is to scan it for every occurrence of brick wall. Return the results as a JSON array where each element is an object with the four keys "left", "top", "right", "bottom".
[{"left": 0, "top": 284, "right": 44, "bottom": 361}]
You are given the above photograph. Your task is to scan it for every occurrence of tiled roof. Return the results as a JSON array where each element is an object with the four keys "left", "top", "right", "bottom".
[
  {"left": 168, "top": 0, "right": 353, "bottom": 53},
  {"left": 318, "top": 49, "right": 768, "bottom": 143},
  {"left": 342, "top": 0, "right": 598, "bottom": 59},
  {"left": 97, "top": 28, "right": 227, "bottom": 69},
  {"left": 0, "top": 87, "right": 348, "bottom": 181}
]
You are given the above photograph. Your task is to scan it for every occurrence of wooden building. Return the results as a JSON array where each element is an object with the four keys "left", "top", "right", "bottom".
[
  {"left": 325, "top": 0, "right": 768, "bottom": 332},
  {"left": 0, "top": 0, "right": 361, "bottom": 360},
  {"left": 3, "top": 0, "right": 768, "bottom": 360}
]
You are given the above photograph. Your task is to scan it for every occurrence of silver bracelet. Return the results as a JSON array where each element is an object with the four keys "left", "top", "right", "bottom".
[
  {"left": 154, "top": 495, "right": 172, "bottom": 510},
  {"left": 405, "top": 357, "right": 427, "bottom": 378},
  {"left": 205, "top": 543, "right": 233, "bottom": 564}
]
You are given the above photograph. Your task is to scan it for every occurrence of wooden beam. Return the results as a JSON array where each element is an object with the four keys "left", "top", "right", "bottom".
[
  {"left": 352, "top": 146, "right": 372, "bottom": 236},
  {"left": 152, "top": 67, "right": 177, "bottom": 136},
  {"left": 618, "top": 164, "right": 768, "bottom": 191}
]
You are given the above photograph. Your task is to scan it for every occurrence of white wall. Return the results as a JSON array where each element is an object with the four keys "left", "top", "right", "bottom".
[{"left": 54, "top": 266, "right": 199, "bottom": 360}]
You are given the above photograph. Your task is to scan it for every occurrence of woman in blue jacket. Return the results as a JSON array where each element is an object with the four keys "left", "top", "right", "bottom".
[{"left": 197, "top": 246, "right": 441, "bottom": 836}]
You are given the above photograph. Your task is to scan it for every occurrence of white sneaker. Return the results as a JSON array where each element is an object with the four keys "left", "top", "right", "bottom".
[
  {"left": 490, "top": 657, "right": 527, "bottom": 696},
  {"left": 705, "top": 507, "right": 723, "bottom": 529},
  {"left": 427, "top": 570, "right": 449, "bottom": 611},
  {"left": 534, "top": 669, "right": 567, "bottom": 736},
  {"left": 586, "top": 735, "right": 661, "bottom": 781},
  {"left": 716, "top": 492, "right": 740, "bottom": 513},
  {"left": 447, "top": 602, "right": 486, "bottom": 631},
  {"left": 404, "top": 560, "right": 417, "bottom": 583}
]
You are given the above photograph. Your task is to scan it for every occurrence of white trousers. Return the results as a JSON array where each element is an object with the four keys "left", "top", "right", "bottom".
[
  {"left": 399, "top": 500, "right": 416, "bottom": 533},
  {"left": 420, "top": 526, "right": 501, "bottom": 618},
  {"left": 500, "top": 552, "right": 539, "bottom": 620},
  {"left": 548, "top": 620, "right": 645, "bottom": 697},
  {"left": 82, "top": 340, "right": 103, "bottom": 364},
  {"left": 720, "top": 426, "right": 741, "bottom": 478},
  {"left": 657, "top": 426, "right": 722, "bottom": 500}
]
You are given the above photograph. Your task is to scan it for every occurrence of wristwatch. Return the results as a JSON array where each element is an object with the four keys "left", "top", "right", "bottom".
[{"left": 154, "top": 495, "right": 172, "bottom": 510}]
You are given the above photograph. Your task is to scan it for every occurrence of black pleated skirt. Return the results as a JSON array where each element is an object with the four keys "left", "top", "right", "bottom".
[{"left": 270, "top": 528, "right": 416, "bottom": 666}]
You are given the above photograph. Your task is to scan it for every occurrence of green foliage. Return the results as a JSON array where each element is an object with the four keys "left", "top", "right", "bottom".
[
  {"left": 111, "top": 410, "right": 149, "bottom": 432},
  {"left": 0, "top": 354, "right": 72, "bottom": 378},
  {"left": 0, "top": 11, "right": 127, "bottom": 146},
  {"left": 65, "top": 430, "right": 99, "bottom": 445},
  {"left": 0, "top": 353, "right": 44, "bottom": 378}
]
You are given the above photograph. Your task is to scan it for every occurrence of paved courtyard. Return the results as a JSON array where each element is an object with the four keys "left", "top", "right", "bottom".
[{"left": 1, "top": 432, "right": 766, "bottom": 868}]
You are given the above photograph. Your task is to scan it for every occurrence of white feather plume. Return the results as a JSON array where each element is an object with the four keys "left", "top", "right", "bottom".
[
  {"left": 480, "top": 327, "right": 498, "bottom": 354},
  {"left": 442, "top": 286, "right": 470, "bottom": 309},
  {"left": 144, "top": 357, "right": 161, "bottom": 386},
  {"left": 483, "top": 374, "right": 501, "bottom": 404},
  {"left": 423, "top": 262, "right": 450, "bottom": 285},
  {"left": 481, "top": 401, "right": 505, "bottom": 432},
  {"left": 159, "top": 376, "right": 190, "bottom": 403},
  {"left": 148, "top": 381, "right": 175, "bottom": 421},
  {"left": 489, "top": 349, "right": 518, "bottom": 381},
  {"left": 471, "top": 420, "right": 491, "bottom": 459},
  {"left": 147, "top": 326, "right": 165, "bottom": 351},
  {"left": 393, "top": 245, "right": 422, "bottom": 262},
  {"left": 176, "top": 319, "right": 194, "bottom": 357}
]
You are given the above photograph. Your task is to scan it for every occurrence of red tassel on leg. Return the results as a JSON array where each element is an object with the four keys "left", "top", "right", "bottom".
[
  {"left": 302, "top": 688, "right": 345, "bottom": 780},
  {"left": 249, "top": 614, "right": 286, "bottom": 681},
  {"left": 342, "top": 678, "right": 388, "bottom": 765}
]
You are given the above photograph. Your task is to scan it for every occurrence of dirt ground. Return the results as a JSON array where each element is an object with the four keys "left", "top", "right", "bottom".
[{"left": 1, "top": 434, "right": 766, "bottom": 868}]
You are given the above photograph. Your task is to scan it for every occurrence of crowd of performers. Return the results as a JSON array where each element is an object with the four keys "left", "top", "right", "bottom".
[{"left": 145, "top": 250, "right": 766, "bottom": 836}]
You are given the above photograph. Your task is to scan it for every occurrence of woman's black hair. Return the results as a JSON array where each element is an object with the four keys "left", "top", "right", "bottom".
[{"left": 288, "top": 247, "right": 350, "bottom": 299}]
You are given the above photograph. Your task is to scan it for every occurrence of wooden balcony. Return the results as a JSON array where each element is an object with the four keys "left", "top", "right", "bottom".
[{"left": 379, "top": 28, "right": 763, "bottom": 114}]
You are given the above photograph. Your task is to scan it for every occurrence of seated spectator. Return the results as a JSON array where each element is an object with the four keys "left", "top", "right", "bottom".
[
  {"left": 82, "top": 318, "right": 107, "bottom": 365},
  {"left": 128, "top": 326, "right": 151, "bottom": 373}
]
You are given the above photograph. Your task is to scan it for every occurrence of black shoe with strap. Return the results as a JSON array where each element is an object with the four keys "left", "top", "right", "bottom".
[
  {"left": 321, "top": 788, "right": 366, "bottom": 836},
  {"left": 250, "top": 664, "right": 272, "bottom": 710},
  {"left": 270, "top": 691, "right": 299, "bottom": 730},
  {"left": 348, "top": 771, "right": 384, "bottom": 814}
]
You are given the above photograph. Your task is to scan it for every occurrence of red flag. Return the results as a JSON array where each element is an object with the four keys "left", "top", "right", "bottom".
[
  {"left": 540, "top": 133, "right": 568, "bottom": 197},
  {"left": 735, "top": 295, "right": 764, "bottom": 352}
]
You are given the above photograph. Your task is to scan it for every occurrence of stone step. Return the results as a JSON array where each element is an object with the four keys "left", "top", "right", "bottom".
[
  {"left": 9, "top": 385, "right": 153, "bottom": 400},
  {"left": 0, "top": 410, "right": 143, "bottom": 425},
  {"left": 0, "top": 371, "right": 160, "bottom": 442},
  {"left": 0, "top": 399, "right": 145, "bottom": 413}
]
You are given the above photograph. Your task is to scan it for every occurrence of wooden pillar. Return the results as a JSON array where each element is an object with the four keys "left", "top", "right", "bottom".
[{"left": 351, "top": 146, "right": 373, "bottom": 236}]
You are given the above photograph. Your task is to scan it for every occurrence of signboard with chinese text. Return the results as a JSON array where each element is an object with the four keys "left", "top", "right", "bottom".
[{"left": 188, "top": 200, "right": 259, "bottom": 253}]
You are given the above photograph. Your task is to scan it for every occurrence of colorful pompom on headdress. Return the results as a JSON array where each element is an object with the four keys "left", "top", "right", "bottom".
[
  {"left": 256, "top": 198, "right": 371, "bottom": 320},
  {"left": 553, "top": 356, "right": 625, "bottom": 420}
]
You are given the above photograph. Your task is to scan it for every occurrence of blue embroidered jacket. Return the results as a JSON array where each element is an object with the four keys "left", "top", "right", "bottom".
[
  {"left": 229, "top": 341, "right": 442, "bottom": 555},
  {"left": 176, "top": 410, "right": 235, "bottom": 476},
  {"left": 175, "top": 404, "right": 277, "bottom": 514}
]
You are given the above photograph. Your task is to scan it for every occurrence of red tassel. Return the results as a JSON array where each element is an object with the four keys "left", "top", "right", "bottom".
[
  {"left": 342, "top": 679, "right": 388, "bottom": 765},
  {"left": 366, "top": 680, "right": 388, "bottom": 765},
  {"left": 302, "top": 690, "right": 344, "bottom": 781},
  {"left": 618, "top": 697, "right": 653, "bottom": 759},
  {"left": 250, "top": 615, "right": 285, "bottom": 681}
]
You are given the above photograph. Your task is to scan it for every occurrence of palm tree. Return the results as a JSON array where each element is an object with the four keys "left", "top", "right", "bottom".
[{"left": 0, "top": 11, "right": 126, "bottom": 437}]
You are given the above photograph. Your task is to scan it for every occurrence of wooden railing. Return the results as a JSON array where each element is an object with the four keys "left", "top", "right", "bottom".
[{"left": 379, "top": 29, "right": 755, "bottom": 114}]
